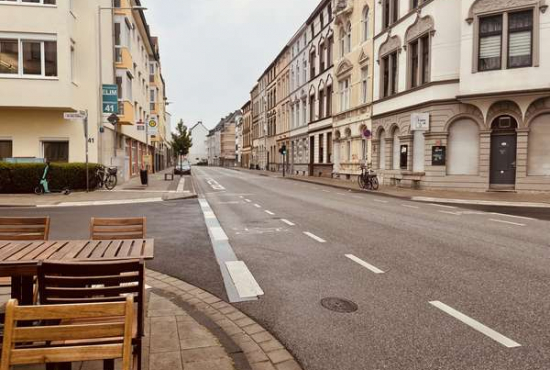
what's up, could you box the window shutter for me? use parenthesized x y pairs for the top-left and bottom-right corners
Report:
(509, 31), (531, 58)
(479, 35), (501, 59)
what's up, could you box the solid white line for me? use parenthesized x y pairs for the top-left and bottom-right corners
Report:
(254, 204), (261, 208)
(374, 199), (388, 203)
(303, 232), (326, 243)
(429, 301), (521, 348)
(489, 219), (526, 227)
(430, 203), (457, 209)
(345, 254), (384, 274)
(402, 204), (419, 209)
(438, 210), (460, 216)
(265, 210), (275, 215)
(244, 199), (252, 203)
(491, 213), (534, 221)
(281, 219), (295, 226)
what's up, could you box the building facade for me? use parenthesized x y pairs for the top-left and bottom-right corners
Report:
(188, 121), (208, 164)
(275, 47), (291, 173)
(0, 0), (170, 183)
(332, 0), (375, 180)
(371, 0), (550, 191)
(206, 111), (241, 167)
(241, 101), (252, 168)
(251, 84), (261, 169)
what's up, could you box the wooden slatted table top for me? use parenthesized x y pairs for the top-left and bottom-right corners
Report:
(0, 239), (154, 275)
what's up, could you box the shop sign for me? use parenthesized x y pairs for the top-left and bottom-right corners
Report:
(411, 113), (430, 131)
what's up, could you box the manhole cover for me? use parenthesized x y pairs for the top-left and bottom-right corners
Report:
(320, 297), (358, 313)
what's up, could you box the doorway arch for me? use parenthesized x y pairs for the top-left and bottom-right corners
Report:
(490, 115), (518, 188)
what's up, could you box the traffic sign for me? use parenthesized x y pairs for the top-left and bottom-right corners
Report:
(64, 111), (86, 120)
(102, 84), (119, 114)
(147, 116), (158, 135)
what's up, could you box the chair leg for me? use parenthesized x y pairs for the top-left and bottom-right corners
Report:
(104, 359), (115, 370)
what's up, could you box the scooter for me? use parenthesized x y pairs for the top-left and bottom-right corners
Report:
(34, 162), (71, 195)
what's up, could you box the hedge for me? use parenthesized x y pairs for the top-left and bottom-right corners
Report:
(0, 162), (102, 193)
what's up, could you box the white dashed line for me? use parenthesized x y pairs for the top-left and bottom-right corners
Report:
(254, 204), (261, 208)
(491, 213), (534, 221)
(281, 219), (295, 226)
(303, 232), (326, 243)
(489, 219), (526, 227)
(353, 195), (362, 199)
(430, 203), (457, 209)
(265, 210), (275, 215)
(374, 199), (388, 203)
(402, 204), (419, 209)
(322, 190), (330, 193)
(429, 301), (521, 348)
(438, 210), (460, 216)
(337, 193), (347, 196)
(345, 254), (384, 274)
(244, 199), (252, 203)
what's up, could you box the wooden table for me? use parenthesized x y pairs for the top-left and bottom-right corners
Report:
(0, 239), (154, 305)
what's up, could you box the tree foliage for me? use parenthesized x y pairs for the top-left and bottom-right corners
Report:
(171, 119), (193, 159)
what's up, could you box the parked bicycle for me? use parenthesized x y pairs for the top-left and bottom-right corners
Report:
(95, 166), (118, 190)
(358, 164), (379, 191)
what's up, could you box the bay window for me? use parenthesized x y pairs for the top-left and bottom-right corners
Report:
(0, 36), (57, 78)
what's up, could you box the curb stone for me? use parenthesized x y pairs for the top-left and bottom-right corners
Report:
(146, 269), (304, 370)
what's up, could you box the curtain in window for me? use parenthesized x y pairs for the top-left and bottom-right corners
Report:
(479, 15), (502, 71)
(44, 142), (69, 163)
(508, 10), (533, 68)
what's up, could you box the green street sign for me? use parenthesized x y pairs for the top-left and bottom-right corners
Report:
(102, 84), (118, 114)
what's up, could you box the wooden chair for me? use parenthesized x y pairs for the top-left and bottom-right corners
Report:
(38, 260), (146, 370)
(90, 217), (146, 240)
(0, 217), (50, 240)
(0, 297), (134, 370)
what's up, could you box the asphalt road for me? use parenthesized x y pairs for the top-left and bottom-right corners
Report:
(192, 166), (550, 370)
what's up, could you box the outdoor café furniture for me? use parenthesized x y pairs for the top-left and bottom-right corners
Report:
(0, 297), (134, 370)
(38, 260), (146, 370)
(0, 239), (154, 306)
(90, 217), (147, 240)
(0, 217), (50, 241)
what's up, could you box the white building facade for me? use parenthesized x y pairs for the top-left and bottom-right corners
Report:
(188, 122), (208, 164)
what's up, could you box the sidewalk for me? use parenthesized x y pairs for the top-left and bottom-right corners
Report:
(0, 168), (196, 208)
(230, 167), (550, 207)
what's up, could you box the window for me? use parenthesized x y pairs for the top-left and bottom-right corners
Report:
(114, 23), (122, 62)
(508, 10), (533, 68)
(116, 76), (123, 114)
(0, 37), (57, 77)
(321, 12), (324, 28)
(339, 79), (350, 111)
(310, 51), (316, 78)
(0, 141), (12, 161)
(43, 141), (69, 163)
(346, 22), (352, 53)
(320, 43), (326, 71)
(319, 89), (325, 119)
(327, 132), (332, 163)
(113, 0), (120, 7)
(319, 134), (324, 163)
(392, 129), (400, 169)
(326, 85), (332, 116)
(447, 119), (479, 175)
(479, 15), (503, 71)
(378, 130), (386, 169)
(1, 0), (56, 4)
(70, 42), (76, 83)
(303, 60), (307, 82)
(361, 67), (369, 104)
(382, 51), (398, 97)
(340, 29), (346, 58)
(327, 36), (333, 66)
(527, 114), (550, 175)
(363, 8), (369, 42)
(409, 34), (430, 88)
(150, 89), (155, 111)
(383, 0), (399, 29)
(309, 94), (315, 122)
(301, 99), (307, 125)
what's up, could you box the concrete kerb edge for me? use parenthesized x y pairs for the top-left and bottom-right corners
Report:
(146, 268), (304, 370)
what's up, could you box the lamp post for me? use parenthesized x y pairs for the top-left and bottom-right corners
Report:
(97, 5), (147, 167)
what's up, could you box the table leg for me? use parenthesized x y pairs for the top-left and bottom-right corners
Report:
(10, 275), (34, 305)
(10, 276), (22, 303)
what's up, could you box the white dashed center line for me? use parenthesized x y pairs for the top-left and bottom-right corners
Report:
(374, 199), (388, 203)
(265, 210), (275, 215)
(491, 213), (534, 221)
(430, 203), (457, 209)
(244, 199), (252, 203)
(429, 301), (521, 348)
(337, 193), (347, 196)
(489, 219), (526, 227)
(303, 232), (326, 243)
(345, 254), (384, 274)
(254, 204), (262, 208)
(281, 219), (295, 226)
(438, 210), (460, 216)
(322, 190), (330, 193)
(402, 204), (419, 209)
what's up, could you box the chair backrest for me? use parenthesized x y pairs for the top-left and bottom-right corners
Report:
(38, 260), (145, 337)
(0, 217), (50, 240)
(0, 297), (134, 370)
(90, 217), (146, 240)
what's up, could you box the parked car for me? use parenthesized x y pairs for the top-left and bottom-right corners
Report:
(174, 162), (191, 175)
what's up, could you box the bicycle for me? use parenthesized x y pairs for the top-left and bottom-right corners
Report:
(95, 166), (118, 190)
(358, 165), (379, 191)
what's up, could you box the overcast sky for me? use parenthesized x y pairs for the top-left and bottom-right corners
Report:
(144, 0), (320, 130)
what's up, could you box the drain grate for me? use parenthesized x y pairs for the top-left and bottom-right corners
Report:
(320, 297), (358, 313)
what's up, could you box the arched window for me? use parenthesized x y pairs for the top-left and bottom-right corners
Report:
(392, 127), (400, 170)
(447, 119), (480, 175)
(363, 7), (369, 42)
(528, 114), (550, 175)
(340, 28), (346, 58)
(346, 22), (352, 53)
(378, 130), (386, 170)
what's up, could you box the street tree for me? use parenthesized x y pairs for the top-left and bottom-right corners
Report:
(171, 119), (193, 166)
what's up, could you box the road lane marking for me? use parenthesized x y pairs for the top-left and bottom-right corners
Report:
(402, 204), (419, 209)
(429, 203), (457, 209)
(374, 199), (388, 203)
(322, 190), (330, 193)
(304, 232), (326, 243)
(429, 301), (521, 348)
(491, 213), (534, 221)
(254, 204), (262, 208)
(281, 219), (295, 226)
(244, 199), (252, 203)
(337, 193), (347, 196)
(345, 254), (384, 274)
(239, 196), (244, 199)
(176, 177), (185, 193)
(353, 195), (362, 199)
(226, 261), (264, 299)
(438, 210), (461, 216)
(265, 210), (275, 215)
(489, 219), (526, 227)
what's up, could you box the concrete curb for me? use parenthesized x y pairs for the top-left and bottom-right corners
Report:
(146, 269), (304, 370)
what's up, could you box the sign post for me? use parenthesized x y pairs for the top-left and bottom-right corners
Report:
(64, 110), (90, 192)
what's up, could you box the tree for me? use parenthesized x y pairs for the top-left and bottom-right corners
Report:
(171, 119), (193, 165)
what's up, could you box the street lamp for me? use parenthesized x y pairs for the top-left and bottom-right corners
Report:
(97, 5), (147, 166)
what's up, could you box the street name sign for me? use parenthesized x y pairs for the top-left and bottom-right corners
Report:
(411, 113), (430, 131)
(102, 84), (119, 114)
(64, 111), (87, 120)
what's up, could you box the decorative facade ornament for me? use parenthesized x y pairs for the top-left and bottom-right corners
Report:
(405, 15), (435, 42)
(379, 35), (401, 57)
(467, 0), (546, 23)
(335, 59), (353, 77)
(358, 49), (370, 65)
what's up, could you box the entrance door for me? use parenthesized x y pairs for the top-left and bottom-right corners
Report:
(309, 136), (315, 176)
(490, 116), (517, 186)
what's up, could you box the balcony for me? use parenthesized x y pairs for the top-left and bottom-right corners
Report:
(117, 101), (134, 125)
(115, 47), (133, 71)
